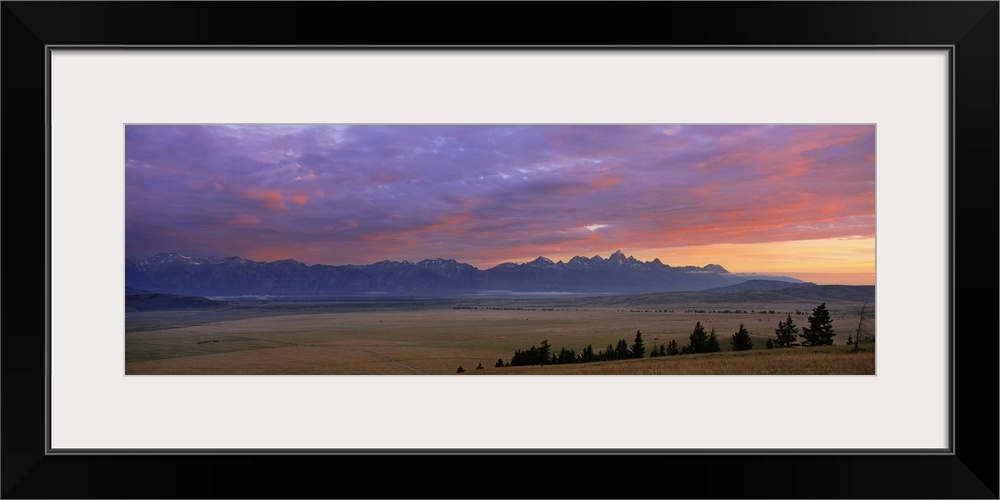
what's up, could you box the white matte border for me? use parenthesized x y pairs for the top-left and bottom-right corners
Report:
(50, 50), (948, 450)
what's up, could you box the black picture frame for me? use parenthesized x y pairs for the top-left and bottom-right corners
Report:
(4, 2), (997, 498)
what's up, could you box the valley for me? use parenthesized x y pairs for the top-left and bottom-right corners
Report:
(125, 291), (875, 375)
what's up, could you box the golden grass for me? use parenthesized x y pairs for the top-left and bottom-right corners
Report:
(125, 306), (874, 375)
(475, 344), (875, 375)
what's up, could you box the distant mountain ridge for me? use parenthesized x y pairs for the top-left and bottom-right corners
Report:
(703, 279), (817, 294)
(124, 288), (229, 311)
(125, 251), (804, 297)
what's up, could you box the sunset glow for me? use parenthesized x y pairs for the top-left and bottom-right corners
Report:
(125, 125), (876, 285)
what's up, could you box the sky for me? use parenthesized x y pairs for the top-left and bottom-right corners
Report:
(125, 125), (876, 285)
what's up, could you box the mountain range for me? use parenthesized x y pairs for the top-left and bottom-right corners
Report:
(124, 251), (804, 297)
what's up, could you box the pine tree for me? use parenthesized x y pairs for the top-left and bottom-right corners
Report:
(557, 347), (577, 364)
(604, 343), (616, 361)
(682, 322), (708, 354)
(495, 358), (505, 368)
(666, 340), (679, 356)
(456, 365), (465, 373)
(615, 339), (630, 359)
(730, 324), (753, 351)
(801, 303), (836, 346)
(766, 338), (774, 349)
(630, 330), (646, 359)
(773, 314), (800, 348)
(659, 344), (667, 356)
(706, 329), (721, 353)
(539, 339), (552, 364)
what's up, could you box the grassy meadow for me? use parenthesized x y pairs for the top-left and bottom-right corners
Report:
(125, 299), (874, 375)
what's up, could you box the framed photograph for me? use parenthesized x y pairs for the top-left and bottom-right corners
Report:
(5, 2), (997, 498)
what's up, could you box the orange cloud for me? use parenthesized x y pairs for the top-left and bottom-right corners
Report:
(242, 189), (310, 210)
(415, 215), (471, 234)
(245, 189), (287, 210)
(587, 176), (622, 190)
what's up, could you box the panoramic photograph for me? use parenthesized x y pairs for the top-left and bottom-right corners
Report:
(125, 124), (876, 375)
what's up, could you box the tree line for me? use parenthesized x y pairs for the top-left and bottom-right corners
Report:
(505, 330), (649, 367)
(682, 302), (838, 352)
(460, 302), (839, 372)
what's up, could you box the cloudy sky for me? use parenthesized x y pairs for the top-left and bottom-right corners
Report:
(125, 125), (875, 284)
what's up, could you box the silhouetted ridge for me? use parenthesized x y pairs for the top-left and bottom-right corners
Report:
(125, 252), (801, 296)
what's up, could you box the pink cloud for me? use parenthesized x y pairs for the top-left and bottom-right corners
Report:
(126, 124), (875, 278)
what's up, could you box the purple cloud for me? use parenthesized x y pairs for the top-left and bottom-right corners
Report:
(125, 124), (876, 269)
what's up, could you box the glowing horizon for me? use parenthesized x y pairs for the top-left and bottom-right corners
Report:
(126, 125), (876, 286)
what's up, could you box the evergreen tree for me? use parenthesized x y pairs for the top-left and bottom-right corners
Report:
(706, 329), (721, 353)
(730, 324), (753, 351)
(604, 343), (616, 361)
(630, 330), (646, 359)
(557, 347), (577, 364)
(650, 343), (659, 357)
(615, 339), (630, 359)
(476, 362), (484, 370)
(766, 338), (774, 349)
(581, 344), (595, 363)
(666, 340), (679, 356)
(682, 322), (708, 354)
(495, 358), (505, 368)
(539, 339), (552, 364)
(773, 314), (800, 348)
(801, 303), (836, 346)
(514, 348), (528, 366)
(659, 344), (667, 356)
(456, 365), (465, 373)
(509, 341), (556, 366)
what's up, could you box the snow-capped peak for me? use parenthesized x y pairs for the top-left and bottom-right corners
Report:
(528, 256), (554, 266)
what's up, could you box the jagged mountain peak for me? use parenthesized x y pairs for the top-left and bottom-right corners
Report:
(609, 249), (629, 264)
(126, 252), (801, 296)
(527, 256), (555, 267)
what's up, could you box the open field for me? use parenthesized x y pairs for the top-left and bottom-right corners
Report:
(125, 298), (874, 375)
